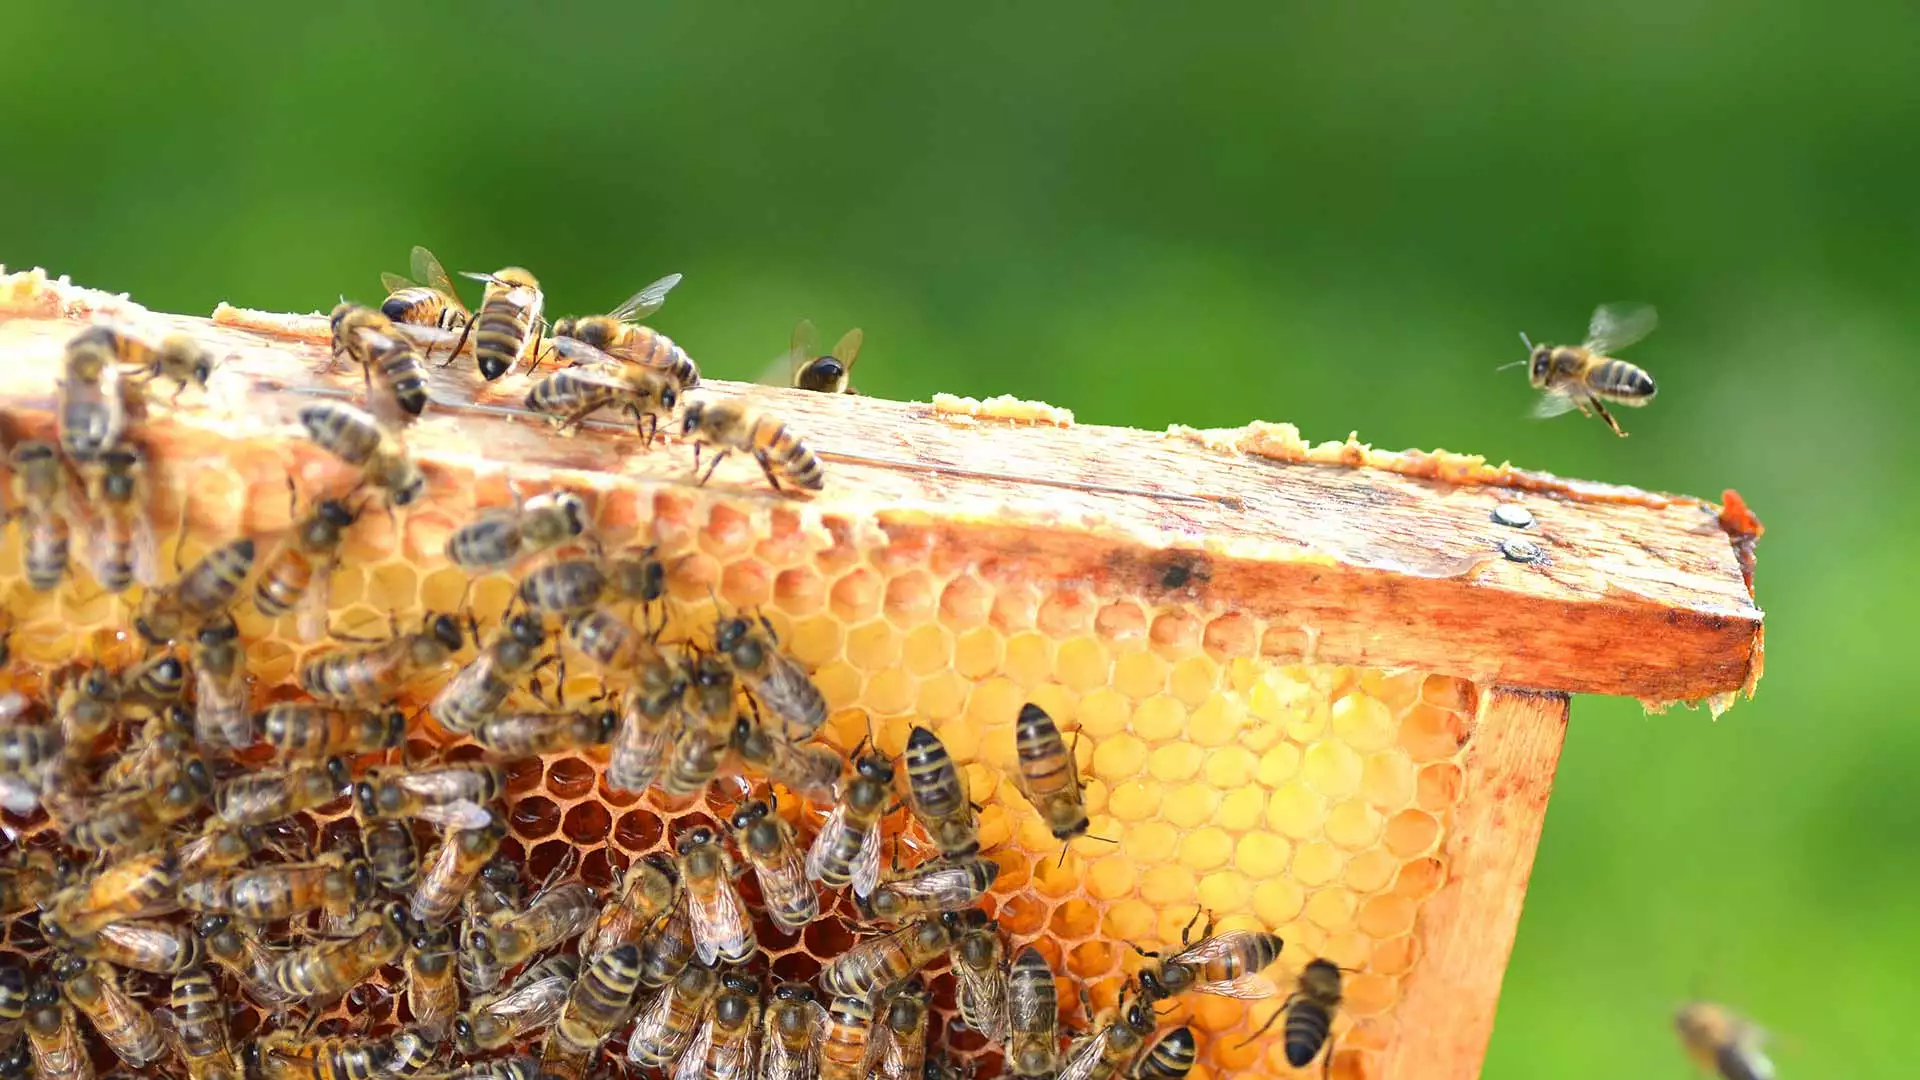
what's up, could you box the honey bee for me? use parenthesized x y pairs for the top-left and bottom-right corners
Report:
(94, 702), (190, 790)
(452, 267), (544, 381)
(862, 856), (999, 924)
(727, 799), (815, 934)
(659, 655), (736, 800)
(406, 924), (460, 1043)
(168, 967), (243, 1080)
(411, 811), (508, 928)
(213, 757), (348, 827)
(381, 245), (472, 334)
(431, 612), (549, 734)
(119, 650), (188, 711)
(357, 762), (505, 828)
(873, 978), (931, 1080)
(447, 490), (590, 573)
(516, 558), (609, 617)
(1131, 1027), (1197, 1080)
(63, 760), (210, 853)
(471, 881), (598, 969)
(328, 303), (434, 417)
(806, 750), (894, 898)
(53, 662), (120, 752)
(541, 942), (645, 1080)
(300, 612), (464, 705)
(606, 653), (686, 795)
(751, 982), (823, 1080)
(255, 485), (360, 639)
(730, 715), (844, 804)
(671, 826), (754, 966)
(585, 852), (678, 961)
(634, 901), (698, 993)
(253, 1027), (436, 1080)
(625, 958), (721, 1071)
(362, 816), (421, 894)
(178, 821), (258, 876)
(0, 850), (60, 914)
(1012, 702), (1092, 853)
(452, 953), (579, 1054)
(0, 718), (62, 790)
(181, 850), (372, 923)
(58, 328), (128, 463)
(1007, 947), (1058, 1079)
(72, 917), (205, 975)
(1131, 911), (1285, 1006)
(51, 956), (165, 1068)
(458, 855), (522, 994)
(782, 319), (863, 395)
(682, 398), (825, 492)
(77, 324), (218, 402)
(298, 401), (427, 507)
(134, 536), (256, 645)
(190, 615), (252, 751)
(268, 900), (413, 998)
(471, 707), (619, 759)
(818, 993), (876, 1080)
(1517, 303), (1660, 437)
(950, 915), (1008, 1043)
(446, 1059), (543, 1080)
(563, 607), (653, 672)
(1675, 1001), (1775, 1080)
(525, 358), (681, 443)
(259, 703), (405, 762)
(1058, 999), (1157, 1080)
(820, 914), (962, 1004)
(712, 614), (827, 741)
(549, 273), (694, 386)
(902, 724), (978, 859)
(7, 440), (73, 592)
(82, 443), (156, 593)
(195, 913), (295, 1007)
(23, 976), (91, 1080)
(682, 970), (760, 1080)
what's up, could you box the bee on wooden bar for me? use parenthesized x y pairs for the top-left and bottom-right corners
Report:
(255, 482), (360, 638)
(1132, 1027), (1198, 1080)
(727, 798), (816, 934)
(7, 440), (72, 593)
(1516, 302), (1659, 437)
(684, 970), (759, 1080)
(57, 327), (128, 463)
(818, 992), (876, 1080)
(1675, 1001), (1776, 1080)
(951, 914), (1008, 1042)
(357, 762), (505, 828)
(191, 615), (253, 751)
(381, 245), (472, 334)
(681, 398), (826, 492)
(446, 489), (590, 572)
(298, 401), (427, 507)
(259, 703), (405, 762)
(168, 966), (243, 1080)
(51, 956), (165, 1068)
(1131, 910), (1285, 1007)
(268, 899), (412, 998)
(807, 749), (894, 898)
(584, 852), (678, 961)
(452, 953), (580, 1054)
(713, 613), (827, 741)
(412, 811), (508, 928)
(328, 303), (435, 417)
(1007, 946), (1059, 1079)
(450, 267), (544, 381)
(299, 612), (464, 705)
(540, 942), (645, 1080)
(780, 318), (863, 395)
(22, 976), (90, 1080)
(624, 958), (720, 1070)
(82, 442), (156, 593)
(75, 323), (218, 402)
(524, 354), (681, 443)
(820, 913), (963, 1003)
(731, 715), (844, 804)
(862, 856), (999, 924)
(1058, 998), (1157, 1080)
(471, 881), (597, 969)
(134, 536), (256, 645)
(213, 758), (347, 827)
(902, 724), (979, 859)
(548, 272), (694, 387)
(432, 612), (549, 734)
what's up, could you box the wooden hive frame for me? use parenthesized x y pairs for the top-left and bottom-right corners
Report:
(0, 267), (1763, 1080)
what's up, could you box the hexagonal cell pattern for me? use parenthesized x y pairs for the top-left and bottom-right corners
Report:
(0, 476), (1485, 1080)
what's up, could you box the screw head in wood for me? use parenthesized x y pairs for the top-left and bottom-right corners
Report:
(1500, 538), (1542, 563)
(1491, 504), (1534, 529)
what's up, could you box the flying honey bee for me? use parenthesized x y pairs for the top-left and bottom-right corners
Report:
(681, 398), (826, 492)
(471, 706), (619, 758)
(259, 703), (405, 762)
(169, 966), (243, 1080)
(411, 812), (508, 928)
(327, 302), (436, 417)
(134, 536), (256, 645)
(902, 724), (979, 859)
(51, 956), (165, 1068)
(1007, 946), (1059, 1080)
(452, 953), (579, 1054)
(1012, 702), (1094, 857)
(951, 914), (1008, 1043)
(81, 442), (156, 593)
(75, 323), (218, 402)
(267, 900), (412, 998)
(548, 272), (693, 383)
(298, 401), (427, 507)
(190, 615), (252, 751)
(525, 355), (681, 443)
(57, 327), (128, 463)
(451, 267), (544, 381)
(727, 798), (816, 935)
(446, 489), (590, 572)
(682, 970), (760, 1080)
(255, 483), (360, 638)
(730, 714), (844, 804)
(820, 913), (963, 1003)
(431, 612), (549, 734)
(213, 758), (347, 827)
(1131, 911), (1285, 1007)
(1515, 302), (1660, 437)
(540, 942), (645, 1080)
(406, 924), (460, 1044)
(624, 959), (720, 1071)
(1058, 998), (1158, 1080)
(22, 976), (89, 1080)
(873, 978), (931, 1080)
(713, 614), (827, 741)
(7, 440), (73, 593)
(818, 992), (877, 1080)
(774, 318), (863, 395)
(584, 852), (678, 961)
(299, 612), (464, 705)
(471, 881), (598, 969)
(357, 762), (505, 828)
(381, 245), (472, 334)
(1675, 1001), (1776, 1080)
(673, 826), (755, 966)
(806, 749), (894, 898)
(862, 856), (999, 924)
(180, 850), (372, 924)
(1132, 1027), (1198, 1080)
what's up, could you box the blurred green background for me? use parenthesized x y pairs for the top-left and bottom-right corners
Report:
(2, 2), (1909, 1075)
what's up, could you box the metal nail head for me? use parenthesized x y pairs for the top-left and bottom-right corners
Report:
(1491, 504), (1534, 529)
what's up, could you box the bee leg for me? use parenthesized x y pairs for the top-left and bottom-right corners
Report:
(439, 318), (476, 370)
(753, 450), (784, 492)
(1079, 984), (1097, 1028)
(1590, 397), (1627, 437)
(1232, 992), (1299, 1051)
(697, 449), (730, 487)
(1179, 905), (1207, 946)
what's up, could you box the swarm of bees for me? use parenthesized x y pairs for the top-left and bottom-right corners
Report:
(0, 246), (1351, 1080)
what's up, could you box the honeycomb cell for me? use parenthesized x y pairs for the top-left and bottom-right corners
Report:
(1138, 863), (1196, 906)
(527, 838), (571, 881)
(579, 847), (618, 889)
(1267, 782), (1326, 839)
(1325, 799), (1384, 850)
(916, 669), (968, 721)
(1358, 894), (1417, 939)
(999, 892), (1048, 935)
(1400, 703), (1470, 762)
(613, 809), (663, 852)
(953, 625), (1002, 679)
(1087, 856), (1136, 900)
(1131, 695), (1185, 741)
(1168, 653), (1219, 707)
(1036, 590), (1094, 638)
(1344, 848), (1399, 893)
(988, 581), (1038, 632)
(544, 757), (595, 800)
(844, 619), (900, 672)
(1068, 938), (1117, 980)
(1332, 692), (1397, 752)
(1421, 672), (1478, 712)
(1291, 842), (1345, 887)
(508, 795), (559, 840)
(1094, 600), (1146, 642)
(1257, 743), (1302, 786)
(1218, 786), (1266, 832)
(1197, 870), (1249, 912)
(1303, 740), (1363, 798)
(1372, 934), (1418, 976)
(828, 566), (880, 623)
(562, 801), (611, 845)
(718, 558), (771, 608)
(1107, 779), (1161, 823)
(596, 770), (641, 809)
(1033, 855), (1080, 900)
(1235, 832), (1291, 879)
(1049, 898), (1099, 940)
(1162, 783), (1221, 830)
(1253, 878), (1307, 927)
(1305, 887), (1357, 931)
(1393, 856), (1447, 900)
(1203, 746), (1258, 789)
(1111, 648), (1166, 701)
(1004, 632), (1053, 688)
(939, 575), (990, 626)
(862, 668), (913, 715)
(1148, 742), (1203, 783)
(1148, 611), (1198, 653)
(1091, 733), (1148, 784)
(773, 567), (824, 615)
(1385, 809), (1442, 858)
(1418, 761), (1466, 810)
(900, 622), (950, 675)
(1347, 972), (1401, 1017)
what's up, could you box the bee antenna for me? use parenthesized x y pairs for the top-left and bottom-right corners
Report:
(1518, 331), (1534, 351)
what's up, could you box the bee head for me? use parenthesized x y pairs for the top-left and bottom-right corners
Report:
(728, 799), (768, 831)
(192, 913), (231, 939)
(317, 498), (360, 530)
(676, 825), (715, 854)
(550, 316), (578, 341)
(800, 356), (847, 390)
(427, 614), (464, 652)
(556, 492), (589, 537)
(1528, 344), (1554, 388)
(680, 400), (706, 434)
(328, 301), (355, 333)
(197, 616), (240, 648)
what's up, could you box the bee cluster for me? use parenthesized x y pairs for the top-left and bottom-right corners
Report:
(0, 252), (1332, 1080)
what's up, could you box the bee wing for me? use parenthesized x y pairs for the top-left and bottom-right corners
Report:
(0, 692), (27, 723)
(757, 1012), (822, 1080)
(881, 863), (974, 904)
(1529, 390), (1582, 420)
(1191, 972), (1281, 999)
(550, 337), (623, 368)
(411, 246), (462, 304)
(831, 327), (863, 374)
(1584, 302), (1658, 355)
(131, 511), (160, 587)
(416, 799), (494, 830)
(688, 880), (751, 966)
(804, 804), (849, 883)
(0, 774), (41, 815)
(850, 821), (884, 900)
(606, 274), (684, 324)
(672, 1015), (715, 1080)
(1055, 1033), (1109, 1080)
(711, 1023), (759, 1080)
(294, 559), (334, 643)
(380, 272), (420, 295)
(791, 319), (819, 373)
(393, 323), (463, 352)
(759, 841), (817, 933)
(956, 964), (1009, 1042)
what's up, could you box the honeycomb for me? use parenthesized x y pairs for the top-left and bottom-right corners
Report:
(0, 283), (1528, 1080)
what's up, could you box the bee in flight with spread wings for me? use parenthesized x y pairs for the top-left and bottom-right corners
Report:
(1513, 302), (1659, 437)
